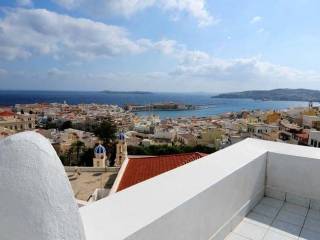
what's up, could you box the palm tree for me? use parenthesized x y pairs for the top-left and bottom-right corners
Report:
(71, 141), (85, 165)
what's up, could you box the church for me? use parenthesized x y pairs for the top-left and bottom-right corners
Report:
(92, 132), (128, 168)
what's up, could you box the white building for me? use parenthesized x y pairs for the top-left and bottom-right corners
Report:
(154, 127), (176, 141)
(247, 123), (279, 138)
(308, 130), (320, 148)
(2, 132), (320, 240)
(134, 123), (152, 133)
(303, 115), (320, 128)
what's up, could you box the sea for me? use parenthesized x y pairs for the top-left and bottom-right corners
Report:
(0, 90), (311, 119)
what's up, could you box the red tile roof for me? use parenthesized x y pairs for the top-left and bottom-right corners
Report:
(0, 111), (15, 117)
(117, 152), (207, 192)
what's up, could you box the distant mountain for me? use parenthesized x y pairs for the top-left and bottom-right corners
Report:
(212, 89), (320, 102)
(102, 90), (153, 95)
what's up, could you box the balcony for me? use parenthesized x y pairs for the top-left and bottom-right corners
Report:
(1, 132), (320, 240)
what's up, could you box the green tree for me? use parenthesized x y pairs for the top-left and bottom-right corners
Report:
(93, 119), (117, 144)
(59, 120), (73, 130)
(127, 144), (216, 156)
(71, 141), (85, 165)
(80, 147), (94, 166)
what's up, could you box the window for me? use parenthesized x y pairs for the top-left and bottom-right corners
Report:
(311, 139), (314, 145)
(314, 140), (318, 147)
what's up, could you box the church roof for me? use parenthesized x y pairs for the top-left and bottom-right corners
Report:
(116, 152), (207, 192)
(94, 144), (106, 154)
(118, 132), (126, 140)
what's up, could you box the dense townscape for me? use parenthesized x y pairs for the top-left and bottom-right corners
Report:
(2, 101), (320, 202)
(2, 102), (320, 159)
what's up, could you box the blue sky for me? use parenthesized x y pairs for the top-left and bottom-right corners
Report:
(0, 0), (320, 92)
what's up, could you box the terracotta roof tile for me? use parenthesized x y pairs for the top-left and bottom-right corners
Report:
(0, 111), (15, 117)
(117, 152), (207, 192)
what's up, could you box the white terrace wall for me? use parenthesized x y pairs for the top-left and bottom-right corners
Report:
(80, 140), (268, 240)
(266, 152), (320, 208)
(80, 139), (320, 240)
(3, 132), (320, 240)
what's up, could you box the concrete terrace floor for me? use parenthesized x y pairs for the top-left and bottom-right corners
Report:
(67, 171), (117, 201)
(226, 197), (320, 240)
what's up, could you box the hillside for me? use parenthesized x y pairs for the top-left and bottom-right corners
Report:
(212, 89), (320, 102)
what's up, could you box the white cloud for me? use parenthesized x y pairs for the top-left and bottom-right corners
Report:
(170, 56), (320, 91)
(3, 53), (320, 92)
(0, 8), (147, 60)
(16, 0), (33, 7)
(160, 0), (215, 27)
(1, 8), (319, 91)
(250, 16), (262, 24)
(47, 67), (67, 76)
(0, 8), (208, 61)
(52, 0), (216, 27)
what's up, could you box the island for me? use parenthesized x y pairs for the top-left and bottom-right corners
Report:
(102, 90), (153, 94)
(124, 102), (196, 111)
(212, 88), (320, 102)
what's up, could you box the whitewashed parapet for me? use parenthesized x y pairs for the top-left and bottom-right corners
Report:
(80, 139), (320, 240)
(0, 132), (86, 240)
(2, 132), (320, 240)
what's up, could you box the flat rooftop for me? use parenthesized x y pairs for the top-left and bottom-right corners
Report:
(227, 197), (319, 240)
(67, 171), (116, 201)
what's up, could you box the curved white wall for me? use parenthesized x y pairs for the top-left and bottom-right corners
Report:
(0, 132), (85, 240)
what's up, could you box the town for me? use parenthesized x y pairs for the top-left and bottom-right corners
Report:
(1, 101), (320, 203)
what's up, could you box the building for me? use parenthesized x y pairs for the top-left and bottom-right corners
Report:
(92, 144), (108, 168)
(278, 120), (302, 143)
(247, 123), (279, 139)
(308, 130), (320, 148)
(2, 132), (320, 240)
(0, 127), (15, 139)
(302, 115), (320, 129)
(0, 111), (36, 131)
(154, 126), (176, 141)
(115, 132), (128, 167)
(110, 152), (207, 194)
(264, 111), (281, 124)
(177, 133), (198, 146)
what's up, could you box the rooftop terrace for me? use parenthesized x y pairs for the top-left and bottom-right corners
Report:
(1, 132), (320, 240)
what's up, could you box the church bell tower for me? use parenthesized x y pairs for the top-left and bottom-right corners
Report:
(115, 132), (127, 167)
(93, 144), (107, 168)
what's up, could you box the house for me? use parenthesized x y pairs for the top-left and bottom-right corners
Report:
(109, 152), (207, 194)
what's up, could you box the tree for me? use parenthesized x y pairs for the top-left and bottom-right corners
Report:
(59, 120), (73, 130)
(93, 119), (117, 144)
(127, 144), (216, 156)
(71, 141), (85, 165)
(80, 148), (94, 166)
